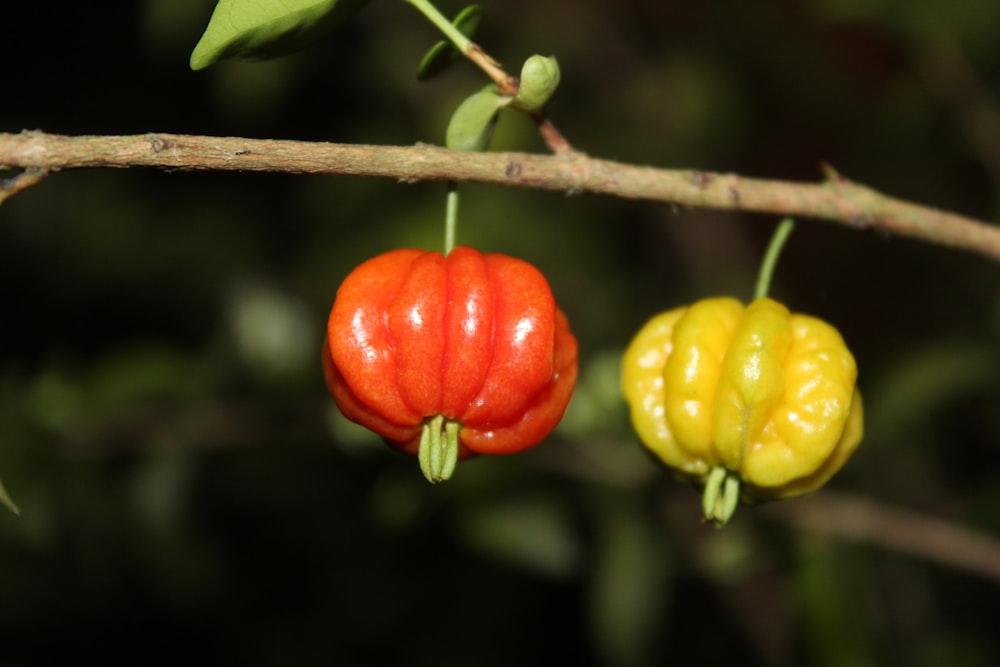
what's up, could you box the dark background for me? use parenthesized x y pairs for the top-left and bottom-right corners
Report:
(2, 1), (1000, 665)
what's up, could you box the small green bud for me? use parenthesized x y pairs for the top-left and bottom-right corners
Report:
(512, 55), (561, 113)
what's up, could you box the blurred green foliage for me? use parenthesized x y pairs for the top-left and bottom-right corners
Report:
(2, 0), (1000, 665)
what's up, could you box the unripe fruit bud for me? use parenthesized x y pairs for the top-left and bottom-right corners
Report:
(513, 55), (561, 113)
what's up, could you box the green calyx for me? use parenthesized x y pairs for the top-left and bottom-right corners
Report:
(702, 466), (741, 527)
(418, 414), (461, 483)
(511, 55), (561, 113)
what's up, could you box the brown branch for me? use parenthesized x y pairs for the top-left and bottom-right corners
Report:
(2, 130), (999, 261)
(758, 490), (1000, 583)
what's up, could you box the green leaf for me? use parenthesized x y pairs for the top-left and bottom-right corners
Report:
(416, 41), (456, 81)
(416, 4), (482, 81)
(190, 0), (371, 70)
(445, 84), (506, 152)
(451, 4), (482, 36)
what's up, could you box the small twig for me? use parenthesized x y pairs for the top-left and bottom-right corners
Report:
(758, 490), (1000, 583)
(0, 167), (48, 207)
(402, 0), (574, 155)
(2, 130), (999, 262)
(534, 117), (578, 158)
(465, 43), (518, 95)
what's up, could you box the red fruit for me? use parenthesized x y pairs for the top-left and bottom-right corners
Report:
(323, 246), (577, 478)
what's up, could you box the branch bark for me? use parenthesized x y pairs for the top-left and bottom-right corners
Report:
(3, 130), (1000, 262)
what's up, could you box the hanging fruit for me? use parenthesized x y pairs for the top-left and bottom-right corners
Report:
(324, 246), (578, 483)
(621, 220), (863, 525)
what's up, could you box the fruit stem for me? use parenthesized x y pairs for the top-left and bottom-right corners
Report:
(444, 181), (459, 255)
(754, 217), (795, 300)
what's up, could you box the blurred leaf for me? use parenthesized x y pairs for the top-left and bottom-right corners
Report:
(0, 476), (19, 515)
(129, 445), (194, 528)
(228, 283), (316, 384)
(794, 537), (876, 667)
(865, 339), (997, 444)
(587, 503), (670, 667)
(190, 0), (371, 70)
(325, 404), (383, 456)
(695, 522), (761, 582)
(455, 495), (580, 578)
(557, 349), (659, 485)
(87, 345), (207, 411)
(558, 348), (630, 438)
(24, 345), (208, 444)
(416, 4), (482, 81)
(25, 370), (86, 434)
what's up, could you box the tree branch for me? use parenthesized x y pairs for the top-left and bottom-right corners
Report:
(757, 490), (1000, 583)
(2, 130), (999, 262)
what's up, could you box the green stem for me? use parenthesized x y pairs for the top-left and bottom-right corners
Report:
(444, 181), (459, 255)
(753, 217), (796, 300)
(403, 0), (473, 53)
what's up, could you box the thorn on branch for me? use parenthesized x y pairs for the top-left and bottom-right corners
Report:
(820, 161), (849, 184)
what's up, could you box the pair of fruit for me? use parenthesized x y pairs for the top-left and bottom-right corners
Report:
(324, 243), (862, 525)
